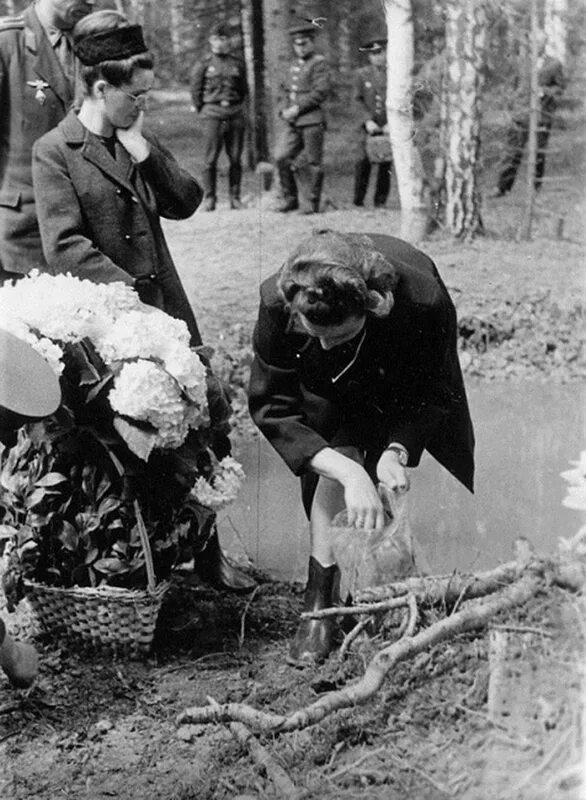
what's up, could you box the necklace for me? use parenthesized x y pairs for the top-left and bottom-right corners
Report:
(330, 328), (367, 384)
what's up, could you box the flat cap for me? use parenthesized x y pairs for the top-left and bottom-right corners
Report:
(209, 21), (231, 38)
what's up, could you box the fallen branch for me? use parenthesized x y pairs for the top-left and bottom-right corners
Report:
(177, 565), (546, 734)
(206, 696), (301, 799)
(302, 595), (409, 619)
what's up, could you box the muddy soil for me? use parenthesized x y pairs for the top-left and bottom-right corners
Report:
(1, 81), (585, 799)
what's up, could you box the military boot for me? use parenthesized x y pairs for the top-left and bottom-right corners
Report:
(353, 158), (371, 206)
(276, 163), (299, 212)
(201, 166), (217, 211)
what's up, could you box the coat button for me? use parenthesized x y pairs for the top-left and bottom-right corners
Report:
(130, 196), (138, 203)
(116, 189), (122, 195)
(124, 234), (131, 240)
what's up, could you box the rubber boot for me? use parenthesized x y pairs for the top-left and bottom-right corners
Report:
(193, 528), (256, 594)
(0, 619), (39, 689)
(287, 557), (340, 667)
(353, 158), (371, 206)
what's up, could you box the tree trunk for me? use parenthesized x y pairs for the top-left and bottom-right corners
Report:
(544, 0), (568, 65)
(168, 0), (183, 64)
(262, 0), (292, 157)
(443, 0), (487, 239)
(518, 0), (540, 242)
(241, 0), (269, 167)
(383, 0), (428, 243)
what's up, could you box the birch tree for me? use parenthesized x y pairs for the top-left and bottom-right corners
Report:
(544, 0), (568, 65)
(262, 0), (292, 155)
(442, 0), (488, 239)
(383, 0), (427, 243)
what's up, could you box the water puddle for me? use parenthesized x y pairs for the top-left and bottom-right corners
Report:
(219, 382), (585, 582)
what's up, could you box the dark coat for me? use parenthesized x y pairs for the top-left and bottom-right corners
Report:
(32, 110), (204, 345)
(0, 5), (76, 275)
(190, 53), (247, 119)
(248, 234), (475, 495)
(281, 53), (330, 127)
(354, 64), (387, 128)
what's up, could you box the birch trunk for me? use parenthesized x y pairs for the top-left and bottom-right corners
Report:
(168, 0), (183, 62)
(443, 0), (487, 239)
(383, 0), (427, 243)
(262, 0), (292, 157)
(544, 0), (568, 65)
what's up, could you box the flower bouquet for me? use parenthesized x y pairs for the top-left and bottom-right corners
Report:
(0, 272), (245, 655)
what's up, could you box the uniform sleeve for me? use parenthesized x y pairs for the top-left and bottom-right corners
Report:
(138, 136), (203, 219)
(248, 297), (331, 475)
(32, 137), (134, 285)
(296, 58), (330, 115)
(190, 60), (206, 111)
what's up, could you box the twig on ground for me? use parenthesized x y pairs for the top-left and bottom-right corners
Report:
(404, 593), (418, 637)
(386, 749), (455, 796)
(206, 695), (301, 799)
(328, 745), (387, 780)
(338, 618), (371, 660)
(238, 585), (260, 649)
(301, 595), (409, 619)
(177, 567), (546, 734)
(490, 623), (552, 637)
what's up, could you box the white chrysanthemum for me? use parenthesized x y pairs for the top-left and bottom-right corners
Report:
(190, 456), (245, 510)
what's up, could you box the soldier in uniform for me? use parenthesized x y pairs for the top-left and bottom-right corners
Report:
(0, 0), (95, 284)
(190, 22), (248, 211)
(353, 34), (392, 208)
(275, 22), (330, 214)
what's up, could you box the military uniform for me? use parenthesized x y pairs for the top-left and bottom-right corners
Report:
(190, 47), (247, 208)
(496, 55), (566, 195)
(275, 25), (330, 213)
(353, 53), (392, 207)
(0, 6), (78, 282)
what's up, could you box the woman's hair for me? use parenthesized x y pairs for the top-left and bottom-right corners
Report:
(277, 229), (398, 325)
(73, 11), (154, 92)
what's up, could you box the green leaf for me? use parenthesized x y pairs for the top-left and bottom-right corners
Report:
(35, 472), (68, 487)
(59, 521), (79, 552)
(97, 495), (121, 518)
(25, 488), (47, 509)
(113, 417), (157, 461)
(0, 524), (17, 540)
(84, 547), (99, 565)
(93, 557), (130, 575)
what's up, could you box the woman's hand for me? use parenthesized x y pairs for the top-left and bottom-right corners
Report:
(342, 468), (386, 531)
(309, 447), (385, 531)
(116, 112), (150, 163)
(376, 449), (410, 493)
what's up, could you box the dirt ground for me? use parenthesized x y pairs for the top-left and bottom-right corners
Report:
(1, 75), (585, 799)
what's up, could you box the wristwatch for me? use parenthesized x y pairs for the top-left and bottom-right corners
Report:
(385, 444), (409, 466)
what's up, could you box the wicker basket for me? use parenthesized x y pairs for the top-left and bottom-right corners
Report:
(24, 501), (168, 658)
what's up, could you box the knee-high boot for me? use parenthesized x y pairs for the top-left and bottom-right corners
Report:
(192, 526), (256, 594)
(287, 557), (340, 667)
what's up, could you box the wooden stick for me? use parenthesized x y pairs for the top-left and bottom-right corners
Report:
(302, 595), (409, 619)
(177, 569), (545, 734)
(206, 696), (301, 799)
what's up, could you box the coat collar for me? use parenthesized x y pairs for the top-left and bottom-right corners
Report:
(60, 111), (138, 195)
(24, 6), (73, 108)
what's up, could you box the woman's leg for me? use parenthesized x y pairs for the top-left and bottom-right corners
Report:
(288, 446), (362, 667)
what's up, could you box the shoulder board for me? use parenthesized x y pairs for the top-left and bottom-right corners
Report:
(0, 14), (24, 31)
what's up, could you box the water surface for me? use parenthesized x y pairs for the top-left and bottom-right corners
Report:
(219, 382), (585, 582)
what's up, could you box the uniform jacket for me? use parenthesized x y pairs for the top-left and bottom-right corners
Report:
(32, 110), (204, 345)
(249, 234), (475, 492)
(354, 64), (387, 128)
(190, 53), (247, 120)
(281, 53), (330, 127)
(0, 5), (76, 275)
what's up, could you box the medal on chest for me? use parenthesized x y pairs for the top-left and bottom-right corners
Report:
(27, 79), (50, 105)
